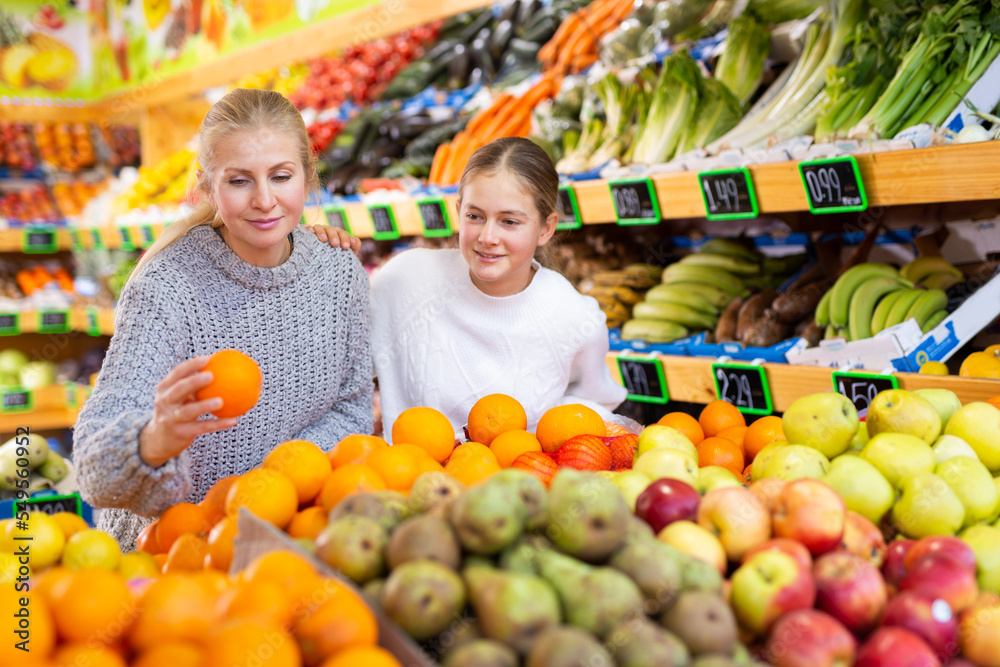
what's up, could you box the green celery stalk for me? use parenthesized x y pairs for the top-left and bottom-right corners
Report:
(716, 15), (772, 106)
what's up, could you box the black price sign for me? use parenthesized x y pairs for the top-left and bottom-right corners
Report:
(712, 362), (772, 416)
(85, 307), (100, 336)
(22, 228), (57, 254)
(119, 227), (135, 250)
(322, 205), (351, 233)
(799, 156), (867, 213)
(556, 185), (582, 230)
(832, 371), (898, 415)
(368, 205), (400, 241)
(417, 198), (453, 238)
(0, 313), (19, 336)
(140, 225), (156, 247)
(699, 168), (758, 220)
(1, 387), (33, 413)
(90, 229), (105, 249)
(14, 493), (84, 518)
(609, 178), (660, 225)
(617, 356), (669, 404)
(38, 310), (70, 334)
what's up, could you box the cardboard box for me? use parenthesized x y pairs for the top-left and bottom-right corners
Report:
(784, 322), (921, 372)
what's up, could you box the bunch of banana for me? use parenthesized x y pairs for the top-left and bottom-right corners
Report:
(585, 264), (662, 329)
(900, 256), (966, 290)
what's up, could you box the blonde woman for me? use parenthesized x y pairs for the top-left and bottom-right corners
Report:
(74, 89), (373, 550)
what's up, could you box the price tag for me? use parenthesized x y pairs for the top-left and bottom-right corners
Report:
(0, 313), (20, 336)
(556, 185), (582, 230)
(1, 386), (33, 413)
(118, 227), (135, 251)
(22, 228), (57, 254)
(616, 356), (669, 404)
(799, 156), (867, 213)
(321, 205), (351, 233)
(38, 310), (70, 334)
(140, 225), (156, 248)
(85, 307), (101, 336)
(417, 198), (453, 238)
(90, 229), (105, 249)
(698, 168), (758, 220)
(609, 178), (660, 225)
(368, 205), (400, 241)
(712, 362), (772, 416)
(14, 493), (84, 518)
(832, 371), (898, 416)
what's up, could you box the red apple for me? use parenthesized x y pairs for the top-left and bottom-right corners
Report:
(635, 478), (700, 533)
(841, 510), (888, 567)
(729, 550), (816, 636)
(697, 486), (772, 562)
(945, 660), (978, 667)
(904, 536), (977, 576)
(958, 594), (1000, 667)
(856, 627), (941, 667)
(744, 538), (813, 572)
(882, 591), (959, 660)
(884, 539), (917, 591)
(772, 479), (846, 556)
(814, 551), (888, 635)
(763, 609), (857, 667)
(900, 553), (980, 614)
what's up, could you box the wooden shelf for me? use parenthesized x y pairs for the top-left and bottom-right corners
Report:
(607, 353), (1000, 412)
(0, 384), (88, 434)
(0, 308), (114, 336)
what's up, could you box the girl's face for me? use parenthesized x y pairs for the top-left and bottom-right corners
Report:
(208, 128), (307, 267)
(458, 171), (557, 297)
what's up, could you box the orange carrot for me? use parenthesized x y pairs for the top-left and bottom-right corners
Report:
(570, 53), (598, 72)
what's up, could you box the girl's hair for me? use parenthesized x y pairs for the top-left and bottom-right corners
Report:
(132, 88), (317, 277)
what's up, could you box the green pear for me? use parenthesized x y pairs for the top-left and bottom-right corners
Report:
(697, 466), (745, 495)
(781, 392), (858, 459)
(945, 402), (1000, 473)
(822, 454), (894, 525)
(914, 388), (963, 429)
(849, 422), (869, 452)
(760, 444), (830, 481)
(936, 457), (1000, 527)
(933, 435), (980, 465)
(960, 524), (1000, 595)
(861, 433), (936, 489)
(867, 389), (942, 443)
(636, 425), (699, 461)
(750, 440), (789, 483)
(633, 448), (699, 487)
(892, 472), (965, 538)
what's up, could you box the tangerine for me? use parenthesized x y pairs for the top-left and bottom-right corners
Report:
(157, 503), (213, 552)
(53, 644), (127, 667)
(286, 506), (327, 540)
(294, 582), (377, 665)
(391, 407), (455, 462)
(129, 575), (215, 650)
(132, 642), (204, 667)
(204, 620), (301, 667)
(163, 534), (210, 574)
(657, 412), (705, 447)
(490, 429), (542, 468)
(0, 589), (55, 663)
(743, 415), (785, 463)
(535, 404), (607, 453)
(467, 393), (527, 447)
(194, 349), (262, 418)
(50, 512), (88, 540)
(717, 425), (748, 452)
(136, 520), (161, 555)
(319, 646), (402, 667)
(318, 464), (387, 512)
(225, 469), (299, 529)
(443, 442), (501, 486)
(328, 434), (388, 468)
(241, 551), (322, 612)
(366, 445), (424, 489)
(263, 440), (333, 506)
(206, 516), (238, 572)
(199, 475), (239, 525)
(697, 437), (745, 477)
(48, 568), (135, 644)
(215, 578), (296, 629)
(698, 400), (746, 437)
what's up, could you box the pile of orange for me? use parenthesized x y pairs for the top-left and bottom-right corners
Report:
(2, 550), (399, 667)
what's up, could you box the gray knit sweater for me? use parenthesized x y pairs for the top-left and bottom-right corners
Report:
(73, 224), (373, 550)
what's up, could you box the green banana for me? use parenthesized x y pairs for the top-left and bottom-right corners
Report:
(763, 253), (809, 276)
(678, 253), (760, 275)
(824, 324), (843, 340)
(918, 271), (964, 291)
(847, 276), (909, 342)
(661, 265), (747, 296)
(900, 256), (963, 284)
(699, 238), (760, 263)
(633, 301), (718, 331)
(921, 309), (948, 333)
(827, 263), (901, 328)
(904, 289), (948, 329)
(883, 289), (924, 330)
(621, 319), (689, 343)
(660, 282), (734, 308)
(644, 285), (720, 315)
(870, 288), (910, 335)
(814, 289), (832, 327)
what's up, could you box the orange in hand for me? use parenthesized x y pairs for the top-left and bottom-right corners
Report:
(195, 349), (262, 418)
(698, 400), (746, 438)
(535, 404), (607, 453)
(467, 393), (527, 446)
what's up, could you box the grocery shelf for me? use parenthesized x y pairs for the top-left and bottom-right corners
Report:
(0, 384), (88, 434)
(607, 353), (1000, 412)
(0, 308), (114, 336)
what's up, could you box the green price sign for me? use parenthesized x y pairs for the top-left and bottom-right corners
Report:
(321, 205), (350, 234)
(417, 198), (453, 238)
(698, 168), (758, 220)
(617, 356), (669, 404)
(85, 307), (101, 336)
(0, 387), (33, 413)
(14, 493), (84, 518)
(799, 156), (867, 214)
(118, 227), (135, 250)
(832, 371), (898, 415)
(23, 228), (57, 254)
(712, 362), (773, 416)
(556, 185), (582, 230)
(368, 205), (400, 241)
(38, 310), (70, 334)
(0, 313), (20, 336)
(610, 178), (660, 225)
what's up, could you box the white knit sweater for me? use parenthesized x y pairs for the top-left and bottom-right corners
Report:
(371, 248), (626, 439)
(74, 225), (373, 550)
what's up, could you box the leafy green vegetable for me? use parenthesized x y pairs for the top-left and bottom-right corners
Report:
(747, 0), (825, 24)
(631, 51), (703, 164)
(678, 78), (744, 154)
(716, 14), (772, 106)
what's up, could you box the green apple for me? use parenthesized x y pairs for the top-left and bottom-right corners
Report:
(781, 392), (858, 459)
(892, 472), (965, 538)
(914, 388), (963, 429)
(945, 402), (1000, 473)
(760, 445), (830, 481)
(697, 466), (745, 495)
(729, 551), (815, 636)
(633, 448), (699, 487)
(866, 389), (942, 443)
(860, 433), (936, 489)
(822, 455), (894, 525)
(849, 422), (869, 452)
(609, 470), (654, 511)
(933, 434), (980, 465)
(636, 425), (698, 461)
(750, 440), (789, 483)
(960, 524), (1000, 594)
(936, 456), (1000, 527)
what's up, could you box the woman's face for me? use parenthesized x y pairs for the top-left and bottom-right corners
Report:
(458, 171), (557, 297)
(209, 128), (307, 267)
